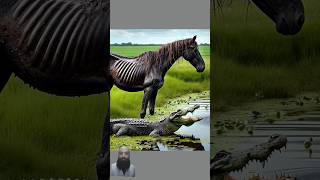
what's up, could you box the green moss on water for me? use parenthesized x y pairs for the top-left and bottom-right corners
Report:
(110, 135), (155, 151)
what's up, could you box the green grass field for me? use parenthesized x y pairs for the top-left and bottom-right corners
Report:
(212, 0), (320, 111)
(0, 45), (209, 179)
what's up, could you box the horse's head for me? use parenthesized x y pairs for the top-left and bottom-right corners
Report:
(182, 36), (205, 72)
(252, 0), (304, 35)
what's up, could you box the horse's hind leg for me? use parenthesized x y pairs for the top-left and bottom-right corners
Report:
(141, 80), (163, 118)
(0, 44), (12, 93)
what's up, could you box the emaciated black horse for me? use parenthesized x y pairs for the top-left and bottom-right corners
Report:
(109, 36), (205, 118)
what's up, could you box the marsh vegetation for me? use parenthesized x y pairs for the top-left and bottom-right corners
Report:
(212, 0), (320, 111)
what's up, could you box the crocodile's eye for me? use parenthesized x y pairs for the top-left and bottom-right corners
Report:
(213, 150), (230, 161)
(216, 153), (227, 159)
(271, 135), (279, 139)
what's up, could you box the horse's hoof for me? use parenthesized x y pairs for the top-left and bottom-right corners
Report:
(150, 110), (155, 115)
(140, 112), (146, 118)
(96, 154), (110, 180)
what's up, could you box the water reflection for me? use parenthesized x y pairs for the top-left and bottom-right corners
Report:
(216, 116), (320, 179)
(174, 98), (210, 151)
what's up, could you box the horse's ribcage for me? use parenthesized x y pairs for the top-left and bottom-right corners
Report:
(12, 0), (109, 76)
(111, 59), (145, 86)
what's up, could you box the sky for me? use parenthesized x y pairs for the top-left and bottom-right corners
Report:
(111, 29), (210, 44)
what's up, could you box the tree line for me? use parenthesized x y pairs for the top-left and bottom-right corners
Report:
(111, 42), (210, 46)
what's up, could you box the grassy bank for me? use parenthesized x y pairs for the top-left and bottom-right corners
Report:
(212, 0), (320, 111)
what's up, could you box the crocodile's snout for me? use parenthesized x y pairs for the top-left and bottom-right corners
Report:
(211, 134), (288, 176)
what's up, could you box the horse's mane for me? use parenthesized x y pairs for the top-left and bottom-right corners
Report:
(212, 0), (233, 9)
(137, 38), (194, 69)
(212, 0), (232, 14)
(212, 0), (251, 16)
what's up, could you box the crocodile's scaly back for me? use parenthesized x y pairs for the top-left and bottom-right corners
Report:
(0, 0), (110, 96)
(111, 119), (153, 127)
(110, 119), (156, 136)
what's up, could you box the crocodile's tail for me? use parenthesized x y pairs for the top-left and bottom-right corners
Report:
(110, 121), (115, 135)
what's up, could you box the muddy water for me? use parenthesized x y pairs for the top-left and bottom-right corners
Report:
(158, 97), (211, 151)
(212, 93), (320, 179)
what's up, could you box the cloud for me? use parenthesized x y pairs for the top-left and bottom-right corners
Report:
(111, 29), (210, 44)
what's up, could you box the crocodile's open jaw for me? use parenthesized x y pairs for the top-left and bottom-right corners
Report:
(211, 134), (287, 176)
(173, 116), (202, 126)
(169, 104), (200, 120)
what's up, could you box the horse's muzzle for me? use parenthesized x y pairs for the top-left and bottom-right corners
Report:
(276, 14), (304, 35)
(197, 65), (205, 72)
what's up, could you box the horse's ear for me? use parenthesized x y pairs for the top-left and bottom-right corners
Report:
(192, 35), (197, 42)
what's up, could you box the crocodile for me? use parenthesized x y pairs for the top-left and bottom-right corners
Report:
(111, 104), (201, 137)
(211, 134), (288, 180)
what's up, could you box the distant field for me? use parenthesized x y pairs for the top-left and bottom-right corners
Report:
(212, 0), (320, 111)
(110, 45), (210, 118)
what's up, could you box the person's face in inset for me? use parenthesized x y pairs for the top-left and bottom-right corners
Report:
(118, 146), (130, 161)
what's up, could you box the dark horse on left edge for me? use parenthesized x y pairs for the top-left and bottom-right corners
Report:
(109, 36), (205, 118)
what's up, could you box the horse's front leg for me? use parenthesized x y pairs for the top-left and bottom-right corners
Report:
(149, 88), (158, 115)
(149, 79), (163, 115)
(96, 92), (110, 180)
(140, 86), (153, 118)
